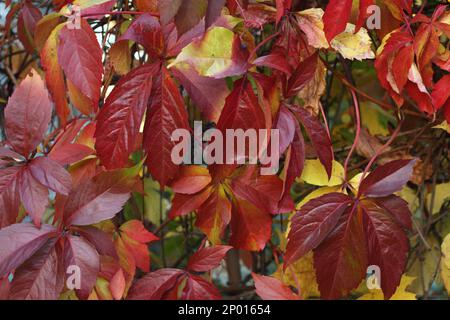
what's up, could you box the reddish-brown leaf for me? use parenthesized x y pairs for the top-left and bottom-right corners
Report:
(323, 0), (352, 42)
(358, 159), (416, 197)
(96, 63), (157, 169)
(0, 166), (22, 228)
(127, 268), (185, 300)
(8, 238), (64, 300)
(285, 193), (353, 267)
(28, 157), (72, 195)
(171, 65), (229, 123)
(252, 273), (300, 300)
(361, 199), (409, 299)
(0, 223), (58, 278)
(291, 106), (333, 178)
(116, 14), (164, 59)
(229, 196), (272, 251)
(19, 167), (49, 227)
(63, 167), (139, 226)
(63, 234), (100, 299)
(187, 245), (232, 272)
(4, 70), (52, 158)
(285, 52), (318, 98)
(143, 67), (190, 188)
(314, 205), (368, 299)
(183, 274), (221, 300)
(170, 166), (212, 195)
(58, 19), (103, 109)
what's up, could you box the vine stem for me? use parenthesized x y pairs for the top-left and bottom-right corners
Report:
(343, 89), (361, 183)
(357, 119), (404, 192)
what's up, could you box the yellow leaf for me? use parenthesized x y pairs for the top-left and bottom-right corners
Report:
(441, 234), (450, 295)
(358, 275), (417, 300)
(397, 187), (419, 213)
(300, 159), (345, 187)
(296, 186), (342, 210)
(294, 8), (329, 49)
(297, 60), (326, 115)
(426, 182), (450, 215)
(407, 235), (441, 296)
(273, 253), (320, 299)
(361, 101), (390, 136)
(168, 27), (245, 78)
(433, 121), (450, 134)
(331, 24), (375, 61)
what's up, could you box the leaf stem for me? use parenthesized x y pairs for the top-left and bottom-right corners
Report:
(358, 119), (404, 189)
(343, 88), (361, 183)
(248, 31), (281, 61)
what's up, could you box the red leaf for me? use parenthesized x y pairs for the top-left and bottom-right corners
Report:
(252, 273), (300, 300)
(217, 78), (266, 133)
(0, 223), (57, 278)
(355, 0), (375, 32)
(17, 1), (42, 53)
(95, 63), (157, 169)
(109, 268), (126, 300)
(361, 199), (409, 299)
(431, 74), (450, 110)
(229, 196), (272, 251)
(120, 220), (159, 243)
(171, 65), (229, 123)
(64, 234), (100, 299)
(205, 0), (226, 29)
(285, 52), (318, 98)
(127, 268), (185, 300)
(8, 238), (64, 300)
(231, 170), (286, 214)
(183, 274), (221, 300)
(28, 157), (72, 195)
(195, 186), (231, 244)
(323, 0), (353, 42)
(373, 195), (412, 230)
(160, 0), (207, 36)
(48, 143), (94, 166)
(4, 70), (52, 157)
(314, 205), (368, 299)
(63, 167), (138, 226)
(276, 105), (297, 155)
(58, 19), (103, 109)
(19, 167), (49, 227)
(358, 159), (416, 197)
(285, 193), (353, 267)
(170, 166), (212, 195)
(143, 67), (190, 188)
(253, 52), (292, 75)
(187, 245), (232, 272)
(117, 14), (164, 59)
(74, 226), (117, 258)
(392, 45), (414, 93)
(169, 186), (213, 219)
(292, 106), (333, 178)
(0, 167), (21, 228)
(279, 115), (305, 206)
(275, 0), (285, 24)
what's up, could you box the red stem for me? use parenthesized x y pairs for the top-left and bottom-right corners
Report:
(249, 31), (281, 61)
(357, 119), (404, 196)
(343, 89), (361, 183)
